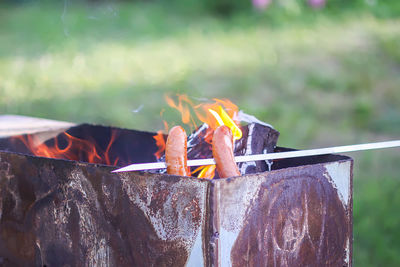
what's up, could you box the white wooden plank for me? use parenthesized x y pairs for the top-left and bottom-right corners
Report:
(0, 115), (75, 137)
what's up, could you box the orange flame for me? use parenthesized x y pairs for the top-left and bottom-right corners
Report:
(164, 95), (239, 133)
(153, 131), (166, 160)
(192, 165), (217, 179)
(13, 130), (120, 166)
(155, 94), (242, 179)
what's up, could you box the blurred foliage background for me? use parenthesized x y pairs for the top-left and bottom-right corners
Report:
(0, 0), (399, 265)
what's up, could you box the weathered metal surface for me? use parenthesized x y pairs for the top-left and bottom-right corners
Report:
(0, 151), (208, 266)
(0, 124), (352, 267)
(213, 159), (353, 267)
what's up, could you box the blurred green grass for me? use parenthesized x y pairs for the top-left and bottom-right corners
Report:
(0, 1), (399, 266)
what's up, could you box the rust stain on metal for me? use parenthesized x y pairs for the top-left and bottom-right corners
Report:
(0, 124), (352, 267)
(0, 151), (208, 266)
(215, 164), (351, 267)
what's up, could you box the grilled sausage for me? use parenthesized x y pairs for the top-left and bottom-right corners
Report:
(212, 125), (240, 178)
(165, 126), (190, 176)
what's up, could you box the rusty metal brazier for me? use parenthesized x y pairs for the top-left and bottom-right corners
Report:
(0, 124), (352, 266)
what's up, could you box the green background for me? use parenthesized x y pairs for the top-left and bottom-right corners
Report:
(1, 0), (399, 265)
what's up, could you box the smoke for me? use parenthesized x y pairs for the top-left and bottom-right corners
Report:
(61, 0), (69, 36)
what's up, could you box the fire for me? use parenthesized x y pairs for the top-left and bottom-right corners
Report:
(153, 131), (166, 159)
(156, 94), (242, 178)
(165, 95), (197, 130)
(208, 106), (242, 140)
(13, 130), (120, 166)
(192, 164), (217, 179)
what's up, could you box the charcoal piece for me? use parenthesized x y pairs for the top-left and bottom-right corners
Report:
(234, 123), (280, 174)
(182, 123), (279, 177)
(187, 123), (212, 160)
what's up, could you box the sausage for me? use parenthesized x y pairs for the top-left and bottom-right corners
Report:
(212, 125), (240, 178)
(165, 126), (190, 176)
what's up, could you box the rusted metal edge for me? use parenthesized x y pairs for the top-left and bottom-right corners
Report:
(349, 160), (354, 267)
(0, 149), (353, 266)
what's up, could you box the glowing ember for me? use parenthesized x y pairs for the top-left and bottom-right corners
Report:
(155, 95), (243, 178)
(13, 130), (120, 166)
